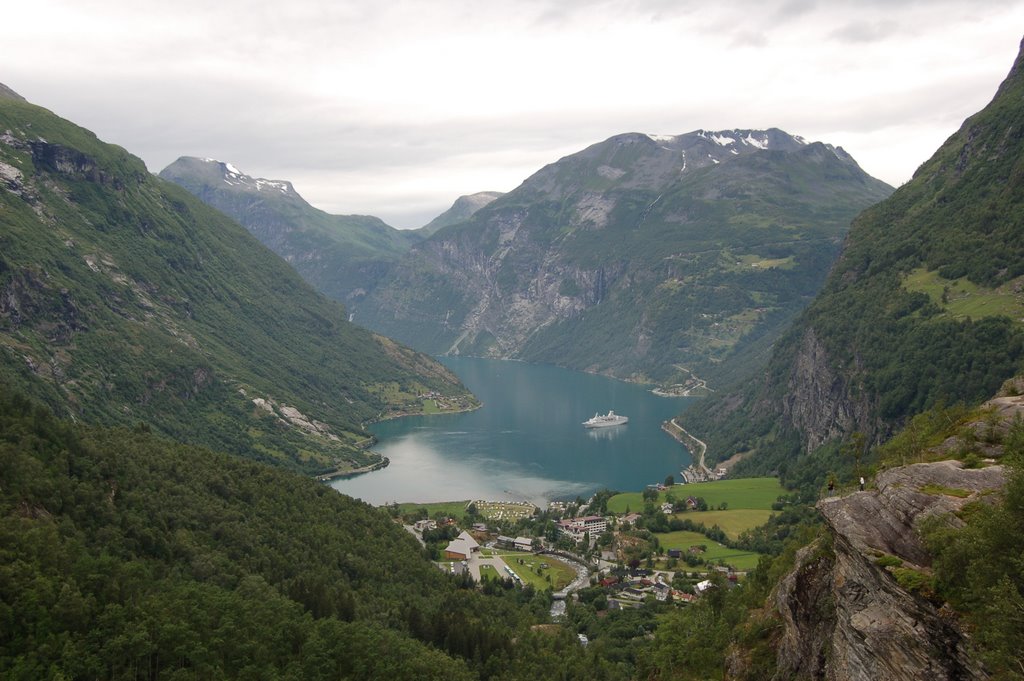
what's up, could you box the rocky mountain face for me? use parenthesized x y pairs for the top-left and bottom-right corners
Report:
(160, 156), (422, 305)
(0, 88), (472, 474)
(358, 129), (892, 385)
(769, 461), (1000, 680)
(763, 379), (1024, 681)
(690, 39), (1024, 468)
(418, 191), (503, 236)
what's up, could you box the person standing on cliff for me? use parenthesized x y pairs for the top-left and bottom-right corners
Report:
(859, 476), (865, 491)
(827, 479), (835, 497)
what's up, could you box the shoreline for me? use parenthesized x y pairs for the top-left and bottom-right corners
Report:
(651, 366), (713, 397)
(318, 401), (482, 484)
(369, 401), (482, 425)
(316, 456), (390, 482)
(440, 352), (706, 397)
(661, 418), (712, 479)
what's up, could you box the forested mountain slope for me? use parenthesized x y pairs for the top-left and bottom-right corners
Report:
(0, 393), (611, 680)
(160, 156), (422, 305)
(687, 38), (1024, 475)
(359, 128), (892, 386)
(0, 87), (473, 475)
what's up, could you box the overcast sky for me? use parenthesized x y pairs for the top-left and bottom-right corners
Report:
(5, 1), (1024, 228)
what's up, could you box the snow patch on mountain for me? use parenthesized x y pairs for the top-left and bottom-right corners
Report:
(202, 158), (291, 194)
(743, 133), (769, 149)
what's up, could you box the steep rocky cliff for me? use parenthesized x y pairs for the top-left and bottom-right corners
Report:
(771, 460), (1003, 680)
(360, 129), (892, 385)
(780, 329), (879, 454)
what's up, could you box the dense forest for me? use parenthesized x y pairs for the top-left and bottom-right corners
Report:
(0, 392), (560, 679)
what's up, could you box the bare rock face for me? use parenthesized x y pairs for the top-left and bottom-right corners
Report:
(772, 461), (1004, 680)
(781, 328), (878, 452)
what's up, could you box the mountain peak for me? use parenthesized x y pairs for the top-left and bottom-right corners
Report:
(420, 191), (504, 235)
(163, 156), (296, 196)
(0, 82), (26, 102)
(526, 126), (866, 198)
(692, 128), (804, 150)
(992, 35), (1024, 100)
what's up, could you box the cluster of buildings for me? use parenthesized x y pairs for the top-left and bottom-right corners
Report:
(555, 515), (607, 542)
(600, 573), (696, 606)
(680, 463), (727, 483)
(441, 531), (535, 560)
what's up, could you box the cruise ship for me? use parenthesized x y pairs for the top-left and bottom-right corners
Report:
(582, 410), (628, 428)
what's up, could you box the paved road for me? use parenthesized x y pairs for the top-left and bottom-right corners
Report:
(468, 553), (513, 582)
(403, 525), (426, 548)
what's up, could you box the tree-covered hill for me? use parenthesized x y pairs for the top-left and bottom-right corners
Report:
(0, 393), (618, 680)
(685, 38), (1024, 476)
(358, 128), (892, 386)
(0, 89), (474, 475)
(159, 157), (422, 306)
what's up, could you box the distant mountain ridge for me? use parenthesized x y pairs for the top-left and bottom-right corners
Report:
(357, 127), (893, 385)
(419, 191), (504, 236)
(160, 156), (422, 306)
(0, 90), (473, 474)
(686, 39), (1024, 474)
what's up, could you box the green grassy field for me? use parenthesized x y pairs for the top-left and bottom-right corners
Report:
(903, 267), (1024, 321)
(478, 552), (576, 591)
(395, 500), (471, 520)
(671, 509), (775, 539)
(656, 530), (763, 571)
(607, 477), (785, 514)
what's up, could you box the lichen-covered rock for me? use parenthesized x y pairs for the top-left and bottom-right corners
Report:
(771, 461), (1003, 680)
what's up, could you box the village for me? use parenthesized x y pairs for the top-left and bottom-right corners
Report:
(393, 476), (785, 612)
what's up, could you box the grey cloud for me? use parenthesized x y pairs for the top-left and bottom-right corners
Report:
(730, 30), (770, 48)
(829, 20), (902, 43)
(774, 0), (818, 21)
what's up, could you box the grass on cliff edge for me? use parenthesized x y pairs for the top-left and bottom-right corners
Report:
(902, 267), (1024, 322)
(607, 477), (785, 514)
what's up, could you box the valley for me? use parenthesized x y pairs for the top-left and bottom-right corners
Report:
(4, 27), (1024, 681)
(332, 356), (695, 506)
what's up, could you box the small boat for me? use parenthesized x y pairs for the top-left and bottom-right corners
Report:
(582, 410), (628, 428)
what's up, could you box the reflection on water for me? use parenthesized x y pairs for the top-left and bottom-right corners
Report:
(585, 425), (627, 441)
(331, 357), (693, 506)
(334, 433), (591, 507)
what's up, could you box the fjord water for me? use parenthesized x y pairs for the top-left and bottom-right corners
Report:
(331, 357), (693, 506)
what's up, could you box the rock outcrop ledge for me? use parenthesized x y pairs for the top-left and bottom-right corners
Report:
(773, 461), (1004, 680)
